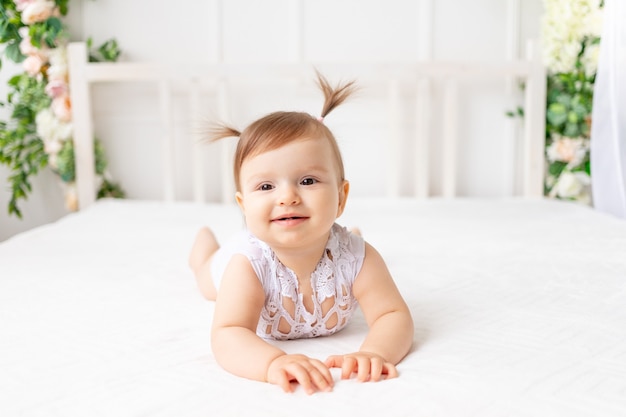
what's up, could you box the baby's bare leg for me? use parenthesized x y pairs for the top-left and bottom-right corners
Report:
(189, 227), (220, 301)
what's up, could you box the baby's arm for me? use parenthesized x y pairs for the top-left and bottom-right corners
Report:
(211, 254), (333, 394)
(326, 242), (414, 381)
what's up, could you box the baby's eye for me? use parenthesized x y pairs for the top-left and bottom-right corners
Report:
(259, 183), (274, 191)
(300, 178), (317, 186)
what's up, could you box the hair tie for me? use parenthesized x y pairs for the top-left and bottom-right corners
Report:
(317, 116), (324, 122)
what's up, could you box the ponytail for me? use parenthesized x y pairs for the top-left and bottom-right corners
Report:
(206, 123), (241, 142)
(316, 69), (358, 120)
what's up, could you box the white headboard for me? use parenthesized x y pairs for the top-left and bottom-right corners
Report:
(67, 41), (546, 209)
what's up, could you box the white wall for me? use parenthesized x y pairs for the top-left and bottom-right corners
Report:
(0, 0), (543, 241)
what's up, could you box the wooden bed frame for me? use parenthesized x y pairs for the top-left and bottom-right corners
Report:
(67, 40), (546, 208)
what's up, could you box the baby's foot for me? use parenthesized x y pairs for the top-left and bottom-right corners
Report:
(189, 227), (219, 273)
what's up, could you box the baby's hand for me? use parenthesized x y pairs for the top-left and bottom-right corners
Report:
(325, 351), (398, 382)
(266, 354), (334, 395)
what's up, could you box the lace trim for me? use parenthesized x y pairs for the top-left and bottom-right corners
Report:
(254, 224), (361, 340)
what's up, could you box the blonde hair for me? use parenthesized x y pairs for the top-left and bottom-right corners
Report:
(208, 71), (357, 191)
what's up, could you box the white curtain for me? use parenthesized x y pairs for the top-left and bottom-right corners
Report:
(591, 0), (626, 218)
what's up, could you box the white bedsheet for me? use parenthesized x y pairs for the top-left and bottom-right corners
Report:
(1, 198), (625, 417)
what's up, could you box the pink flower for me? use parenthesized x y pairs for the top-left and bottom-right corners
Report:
(18, 27), (46, 57)
(45, 79), (68, 98)
(23, 54), (44, 76)
(21, 1), (56, 24)
(51, 94), (72, 122)
(546, 136), (588, 168)
(19, 36), (39, 56)
(43, 138), (63, 155)
(20, 37), (39, 55)
(14, 0), (36, 12)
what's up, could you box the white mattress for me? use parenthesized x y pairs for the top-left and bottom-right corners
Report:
(1, 198), (625, 417)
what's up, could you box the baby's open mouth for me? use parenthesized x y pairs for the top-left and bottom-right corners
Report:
(273, 215), (307, 222)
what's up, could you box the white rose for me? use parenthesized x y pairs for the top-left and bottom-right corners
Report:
(23, 54), (44, 76)
(47, 47), (67, 68)
(46, 50), (69, 83)
(51, 94), (72, 122)
(43, 138), (63, 155)
(46, 65), (68, 83)
(36, 108), (73, 143)
(546, 136), (588, 168)
(35, 108), (55, 140)
(14, 0), (35, 12)
(554, 171), (591, 199)
(21, 1), (56, 25)
(19, 35), (38, 56)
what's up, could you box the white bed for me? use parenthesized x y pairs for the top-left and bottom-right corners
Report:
(1, 42), (626, 416)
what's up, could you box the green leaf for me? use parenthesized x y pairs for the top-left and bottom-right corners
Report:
(99, 38), (121, 62)
(94, 139), (108, 175)
(548, 161), (567, 177)
(547, 103), (568, 127)
(5, 41), (25, 63)
(98, 179), (126, 199)
(56, 140), (75, 182)
(88, 38), (122, 63)
(56, 0), (70, 15)
(563, 123), (580, 137)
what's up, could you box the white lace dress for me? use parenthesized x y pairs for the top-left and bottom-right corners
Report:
(210, 223), (365, 340)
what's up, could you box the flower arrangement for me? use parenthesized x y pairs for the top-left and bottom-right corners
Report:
(0, 0), (124, 218)
(541, 0), (604, 204)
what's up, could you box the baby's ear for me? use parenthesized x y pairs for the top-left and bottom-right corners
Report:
(337, 180), (350, 217)
(235, 191), (245, 211)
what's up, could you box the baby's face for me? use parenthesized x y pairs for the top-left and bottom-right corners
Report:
(235, 137), (349, 253)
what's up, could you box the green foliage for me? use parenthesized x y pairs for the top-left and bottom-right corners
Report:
(29, 17), (64, 48)
(0, 1), (69, 67)
(546, 70), (595, 140)
(0, 1), (125, 217)
(0, 0), (24, 67)
(0, 74), (50, 217)
(55, 139), (74, 182)
(88, 37), (121, 62)
(55, 138), (114, 183)
(98, 178), (126, 199)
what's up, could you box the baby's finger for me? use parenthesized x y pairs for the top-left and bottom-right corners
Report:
(308, 368), (333, 392)
(310, 360), (334, 390)
(287, 364), (316, 395)
(356, 356), (371, 382)
(326, 354), (354, 379)
(324, 355), (343, 369)
(275, 369), (293, 393)
(369, 357), (384, 382)
(341, 356), (358, 380)
(382, 362), (399, 379)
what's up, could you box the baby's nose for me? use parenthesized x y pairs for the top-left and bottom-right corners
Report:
(278, 186), (300, 205)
